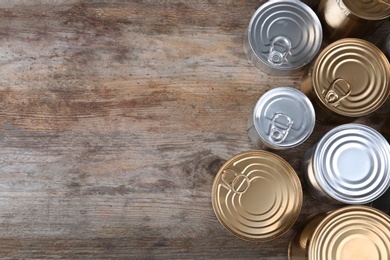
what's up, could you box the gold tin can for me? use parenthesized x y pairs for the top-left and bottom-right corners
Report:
(211, 150), (302, 242)
(301, 38), (390, 124)
(289, 206), (390, 260)
(318, 0), (390, 42)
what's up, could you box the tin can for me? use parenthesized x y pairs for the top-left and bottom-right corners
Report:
(288, 206), (390, 260)
(247, 87), (315, 150)
(245, 0), (322, 75)
(317, 0), (390, 42)
(303, 123), (390, 205)
(211, 150), (302, 242)
(301, 38), (390, 124)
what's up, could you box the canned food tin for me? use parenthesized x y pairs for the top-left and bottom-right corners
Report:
(211, 150), (302, 242)
(245, 0), (322, 75)
(247, 87), (315, 150)
(301, 38), (390, 124)
(318, 0), (390, 42)
(303, 123), (390, 205)
(288, 206), (390, 260)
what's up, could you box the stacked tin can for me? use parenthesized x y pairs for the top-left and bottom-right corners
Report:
(212, 0), (390, 259)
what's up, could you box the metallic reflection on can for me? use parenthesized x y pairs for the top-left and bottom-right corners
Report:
(211, 150), (302, 242)
(245, 0), (322, 75)
(318, 0), (390, 42)
(301, 38), (390, 124)
(247, 87), (315, 150)
(288, 206), (390, 260)
(288, 212), (329, 260)
(303, 123), (390, 205)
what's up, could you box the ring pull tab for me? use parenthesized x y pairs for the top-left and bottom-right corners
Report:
(269, 113), (293, 144)
(222, 169), (250, 194)
(268, 36), (291, 66)
(323, 78), (351, 107)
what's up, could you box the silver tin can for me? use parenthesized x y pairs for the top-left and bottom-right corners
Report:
(303, 123), (390, 204)
(248, 87), (316, 150)
(245, 0), (323, 75)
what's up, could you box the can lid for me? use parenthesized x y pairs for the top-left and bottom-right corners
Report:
(253, 87), (315, 149)
(248, 0), (322, 71)
(309, 206), (390, 260)
(314, 123), (390, 204)
(343, 0), (390, 20)
(313, 38), (390, 117)
(211, 150), (302, 242)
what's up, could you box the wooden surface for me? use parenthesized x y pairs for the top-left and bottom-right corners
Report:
(0, 0), (389, 258)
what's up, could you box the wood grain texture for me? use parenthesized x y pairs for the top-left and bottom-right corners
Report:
(0, 0), (388, 258)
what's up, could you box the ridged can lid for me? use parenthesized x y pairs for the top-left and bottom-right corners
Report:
(342, 0), (390, 20)
(253, 87), (315, 149)
(211, 150), (302, 242)
(247, 0), (322, 73)
(309, 206), (390, 260)
(313, 123), (390, 204)
(312, 38), (390, 117)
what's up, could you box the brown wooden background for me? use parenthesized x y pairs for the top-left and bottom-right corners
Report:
(0, 0), (388, 258)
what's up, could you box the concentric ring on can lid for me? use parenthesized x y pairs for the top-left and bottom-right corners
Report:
(253, 87), (315, 149)
(313, 38), (390, 117)
(313, 123), (390, 204)
(309, 206), (390, 260)
(343, 0), (390, 20)
(247, 0), (322, 73)
(211, 150), (302, 242)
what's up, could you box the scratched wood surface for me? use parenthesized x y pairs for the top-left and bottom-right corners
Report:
(0, 0), (389, 259)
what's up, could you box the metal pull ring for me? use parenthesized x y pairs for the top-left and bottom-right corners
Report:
(269, 113), (293, 144)
(222, 169), (250, 194)
(323, 78), (351, 107)
(268, 36), (291, 66)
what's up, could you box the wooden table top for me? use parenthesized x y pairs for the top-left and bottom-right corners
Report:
(0, 0), (389, 258)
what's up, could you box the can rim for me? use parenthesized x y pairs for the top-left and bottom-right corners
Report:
(211, 150), (303, 242)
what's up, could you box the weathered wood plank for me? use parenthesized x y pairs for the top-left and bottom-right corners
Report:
(0, 0), (388, 258)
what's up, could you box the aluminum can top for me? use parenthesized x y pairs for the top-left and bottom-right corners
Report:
(313, 123), (390, 204)
(253, 87), (315, 149)
(312, 38), (390, 117)
(211, 150), (302, 242)
(247, 0), (322, 73)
